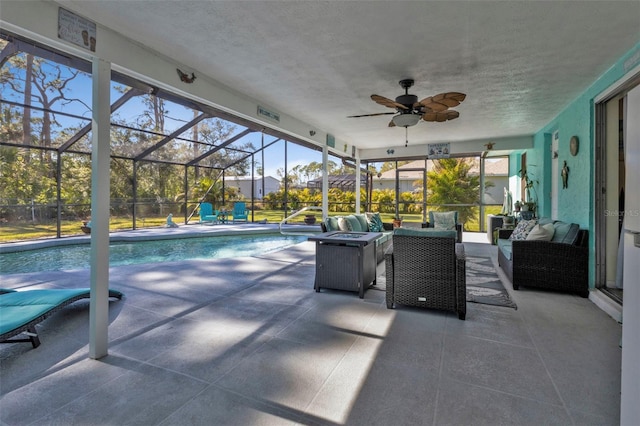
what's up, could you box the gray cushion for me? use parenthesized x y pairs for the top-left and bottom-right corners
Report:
(341, 215), (363, 232)
(354, 214), (369, 232)
(325, 217), (339, 231)
(538, 217), (554, 225)
(551, 221), (573, 243)
(429, 211), (458, 227)
(497, 238), (513, 260)
(562, 223), (580, 245)
(375, 231), (393, 247)
(394, 228), (457, 239)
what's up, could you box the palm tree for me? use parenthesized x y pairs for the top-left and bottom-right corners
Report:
(427, 158), (481, 226)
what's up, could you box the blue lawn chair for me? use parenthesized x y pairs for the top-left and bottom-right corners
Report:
(232, 202), (248, 223)
(199, 202), (219, 224)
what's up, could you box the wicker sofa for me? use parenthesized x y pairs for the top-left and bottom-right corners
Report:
(497, 218), (589, 297)
(320, 213), (393, 263)
(385, 228), (466, 320)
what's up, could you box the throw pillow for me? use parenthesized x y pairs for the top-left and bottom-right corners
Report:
(354, 214), (369, 232)
(366, 212), (384, 232)
(526, 223), (555, 241)
(344, 215), (364, 232)
(337, 216), (352, 231)
(432, 211), (456, 230)
(325, 217), (339, 232)
(509, 219), (537, 240)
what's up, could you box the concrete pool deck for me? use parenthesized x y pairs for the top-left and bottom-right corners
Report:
(0, 227), (622, 425)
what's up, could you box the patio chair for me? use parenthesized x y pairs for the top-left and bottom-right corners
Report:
(385, 228), (466, 320)
(422, 211), (463, 242)
(232, 201), (249, 223)
(199, 202), (219, 224)
(0, 287), (124, 348)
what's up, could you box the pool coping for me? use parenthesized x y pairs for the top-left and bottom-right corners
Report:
(0, 223), (321, 253)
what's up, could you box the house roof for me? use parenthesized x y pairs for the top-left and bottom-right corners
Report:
(377, 157), (509, 180)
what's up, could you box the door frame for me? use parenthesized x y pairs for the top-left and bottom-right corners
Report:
(594, 67), (640, 291)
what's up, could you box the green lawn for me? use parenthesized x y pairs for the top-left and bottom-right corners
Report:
(0, 207), (504, 242)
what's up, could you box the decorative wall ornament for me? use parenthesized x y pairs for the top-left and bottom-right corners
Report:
(176, 69), (196, 83)
(570, 135), (579, 156)
(562, 161), (570, 188)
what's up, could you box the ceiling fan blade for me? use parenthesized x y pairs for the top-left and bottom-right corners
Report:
(371, 94), (409, 110)
(436, 92), (466, 103)
(347, 112), (396, 118)
(417, 96), (449, 112)
(422, 110), (460, 122)
(418, 92), (466, 111)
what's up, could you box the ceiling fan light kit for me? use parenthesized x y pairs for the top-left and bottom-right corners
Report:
(392, 113), (421, 128)
(348, 79), (466, 145)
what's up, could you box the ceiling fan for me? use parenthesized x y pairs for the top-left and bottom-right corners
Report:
(348, 79), (466, 128)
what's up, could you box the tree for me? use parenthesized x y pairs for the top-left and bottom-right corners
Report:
(1, 50), (89, 152)
(379, 160), (410, 174)
(427, 158), (481, 226)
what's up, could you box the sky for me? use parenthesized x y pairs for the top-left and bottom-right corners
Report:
(1, 55), (319, 180)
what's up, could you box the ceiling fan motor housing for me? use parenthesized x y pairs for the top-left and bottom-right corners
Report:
(395, 94), (418, 108)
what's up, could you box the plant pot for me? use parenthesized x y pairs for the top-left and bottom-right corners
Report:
(304, 215), (316, 225)
(520, 211), (534, 220)
(393, 219), (402, 228)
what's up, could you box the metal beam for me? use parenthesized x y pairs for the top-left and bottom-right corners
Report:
(0, 40), (18, 68)
(187, 128), (254, 166)
(223, 138), (281, 170)
(58, 88), (145, 153)
(135, 113), (210, 160)
(2, 36), (92, 73)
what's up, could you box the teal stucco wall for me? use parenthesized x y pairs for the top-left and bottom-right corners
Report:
(528, 41), (640, 287)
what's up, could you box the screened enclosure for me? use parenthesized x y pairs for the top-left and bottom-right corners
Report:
(1, 31), (508, 242)
(0, 31), (333, 241)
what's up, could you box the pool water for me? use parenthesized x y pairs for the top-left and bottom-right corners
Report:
(0, 234), (307, 275)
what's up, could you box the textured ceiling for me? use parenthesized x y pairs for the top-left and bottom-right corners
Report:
(56, 0), (639, 150)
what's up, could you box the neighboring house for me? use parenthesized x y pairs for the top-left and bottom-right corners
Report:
(374, 157), (509, 205)
(306, 174), (368, 191)
(226, 176), (280, 199)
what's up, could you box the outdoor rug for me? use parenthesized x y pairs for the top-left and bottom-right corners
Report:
(466, 256), (517, 309)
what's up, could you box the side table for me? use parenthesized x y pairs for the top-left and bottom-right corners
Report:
(308, 231), (381, 298)
(218, 211), (228, 224)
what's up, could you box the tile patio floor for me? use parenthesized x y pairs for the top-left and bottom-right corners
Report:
(0, 227), (622, 425)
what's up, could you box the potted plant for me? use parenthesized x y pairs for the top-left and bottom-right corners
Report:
(80, 219), (91, 234)
(502, 215), (515, 227)
(304, 214), (317, 225)
(518, 168), (538, 218)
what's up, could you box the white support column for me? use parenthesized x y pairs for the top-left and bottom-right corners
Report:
(355, 157), (361, 214)
(89, 58), (111, 359)
(322, 145), (329, 220)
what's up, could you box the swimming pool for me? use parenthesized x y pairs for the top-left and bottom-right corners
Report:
(0, 234), (307, 275)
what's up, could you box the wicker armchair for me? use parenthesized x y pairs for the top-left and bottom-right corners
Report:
(422, 211), (463, 242)
(385, 230), (466, 320)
